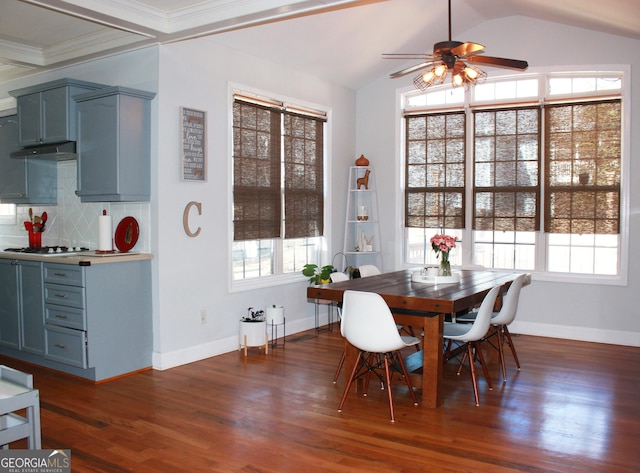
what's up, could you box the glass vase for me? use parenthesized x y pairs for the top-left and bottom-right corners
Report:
(440, 252), (452, 277)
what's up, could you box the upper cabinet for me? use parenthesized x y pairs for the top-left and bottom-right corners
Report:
(9, 78), (105, 146)
(0, 114), (56, 204)
(74, 86), (155, 202)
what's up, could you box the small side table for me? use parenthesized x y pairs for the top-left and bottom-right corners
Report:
(238, 321), (268, 356)
(314, 299), (337, 332)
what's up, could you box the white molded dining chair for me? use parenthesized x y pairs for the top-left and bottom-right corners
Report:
(443, 285), (501, 406)
(357, 264), (414, 338)
(457, 273), (527, 382)
(357, 265), (381, 277)
(338, 290), (420, 422)
(330, 272), (349, 283)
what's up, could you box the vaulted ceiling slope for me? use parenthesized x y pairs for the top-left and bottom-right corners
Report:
(1, 0), (639, 89)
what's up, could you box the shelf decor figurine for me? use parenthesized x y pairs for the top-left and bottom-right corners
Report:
(356, 169), (371, 190)
(355, 154), (369, 166)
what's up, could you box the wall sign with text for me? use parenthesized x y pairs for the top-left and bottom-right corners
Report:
(180, 107), (207, 181)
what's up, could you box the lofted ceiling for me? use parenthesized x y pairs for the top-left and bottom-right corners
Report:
(1, 0), (639, 90)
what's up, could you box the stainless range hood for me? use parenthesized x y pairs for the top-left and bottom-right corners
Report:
(10, 141), (76, 160)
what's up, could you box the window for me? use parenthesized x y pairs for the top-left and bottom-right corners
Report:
(402, 70), (625, 281)
(232, 94), (326, 283)
(472, 107), (540, 269)
(405, 112), (465, 266)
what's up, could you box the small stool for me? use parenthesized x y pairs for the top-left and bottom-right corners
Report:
(0, 365), (41, 449)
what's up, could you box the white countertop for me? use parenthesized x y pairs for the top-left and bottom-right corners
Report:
(0, 251), (153, 265)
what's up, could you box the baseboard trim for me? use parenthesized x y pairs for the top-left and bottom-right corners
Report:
(152, 317), (317, 370)
(510, 321), (640, 347)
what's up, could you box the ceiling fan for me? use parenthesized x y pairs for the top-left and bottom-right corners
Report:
(384, 0), (528, 90)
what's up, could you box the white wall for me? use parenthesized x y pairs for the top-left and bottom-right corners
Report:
(152, 38), (356, 368)
(2, 14), (638, 376)
(355, 16), (640, 346)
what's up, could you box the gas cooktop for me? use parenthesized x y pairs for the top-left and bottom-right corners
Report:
(4, 246), (91, 256)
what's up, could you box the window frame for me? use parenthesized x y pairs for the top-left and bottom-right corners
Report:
(228, 84), (331, 292)
(397, 65), (630, 286)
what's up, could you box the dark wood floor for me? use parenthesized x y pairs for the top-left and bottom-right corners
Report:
(3, 328), (639, 472)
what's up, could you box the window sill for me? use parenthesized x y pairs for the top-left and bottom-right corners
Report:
(230, 272), (306, 293)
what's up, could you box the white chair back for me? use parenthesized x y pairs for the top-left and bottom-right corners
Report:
(454, 285), (501, 342)
(330, 272), (349, 283)
(492, 274), (527, 326)
(341, 290), (406, 353)
(358, 265), (381, 277)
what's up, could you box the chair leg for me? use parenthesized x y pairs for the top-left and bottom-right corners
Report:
(457, 350), (468, 376)
(395, 351), (418, 406)
(496, 326), (507, 383)
(333, 349), (345, 384)
(338, 352), (363, 412)
(503, 325), (521, 369)
(465, 343), (481, 406)
(383, 355), (395, 422)
(474, 341), (493, 391)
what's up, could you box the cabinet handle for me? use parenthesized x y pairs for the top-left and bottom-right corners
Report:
(54, 314), (69, 319)
(53, 272), (67, 277)
(54, 344), (68, 350)
(11, 261), (20, 266)
(54, 293), (68, 298)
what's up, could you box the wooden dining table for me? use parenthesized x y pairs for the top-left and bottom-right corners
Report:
(306, 269), (520, 408)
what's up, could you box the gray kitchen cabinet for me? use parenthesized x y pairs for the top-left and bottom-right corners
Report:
(46, 259), (151, 381)
(74, 86), (156, 202)
(9, 78), (104, 146)
(0, 258), (152, 382)
(20, 260), (45, 355)
(0, 259), (21, 350)
(0, 259), (44, 354)
(0, 114), (57, 204)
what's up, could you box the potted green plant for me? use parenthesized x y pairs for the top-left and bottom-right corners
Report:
(302, 264), (335, 285)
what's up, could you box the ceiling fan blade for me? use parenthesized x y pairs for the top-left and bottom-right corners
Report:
(467, 55), (528, 70)
(389, 61), (438, 79)
(451, 42), (485, 58)
(382, 53), (437, 60)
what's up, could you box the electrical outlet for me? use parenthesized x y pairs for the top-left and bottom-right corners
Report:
(200, 309), (207, 324)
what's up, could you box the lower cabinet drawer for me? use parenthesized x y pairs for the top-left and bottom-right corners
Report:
(45, 304), (86, 330)
(45, 326), (87, 369)
(44, 283), (85, 309)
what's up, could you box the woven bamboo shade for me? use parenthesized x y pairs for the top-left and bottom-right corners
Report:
(405, 112), (466, 229)
(545, 100), (621, 234)
(283, 111), (324, 239)
(233, 100), (282, 241)
(473, 107), (540, 231)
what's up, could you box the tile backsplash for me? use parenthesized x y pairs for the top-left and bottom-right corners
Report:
(0, 160), (150, 251)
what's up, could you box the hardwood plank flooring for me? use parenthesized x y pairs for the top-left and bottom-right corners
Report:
(2, 329), (639, 472)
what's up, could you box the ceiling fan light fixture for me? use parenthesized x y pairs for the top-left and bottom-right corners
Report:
(414, 62), (448, 91)
(413, 60), (486, 91)
(434, 63), (447, 77)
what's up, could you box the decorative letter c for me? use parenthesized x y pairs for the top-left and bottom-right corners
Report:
(183, 201), (202, 237)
